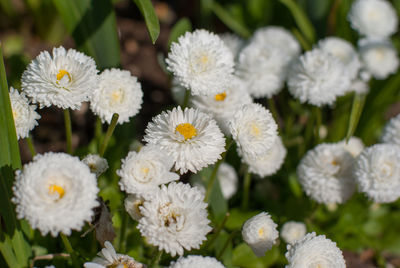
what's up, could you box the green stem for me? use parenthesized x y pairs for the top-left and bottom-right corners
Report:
(241, 168), (251, 210)
(182, 89), (190, 108)
(217, 230), (238, 259)
(314, 106), (322, 144)
(118, 210), (128, 253)
(26, 134), (36, 157)
(204, 212), (230, 250)
(99, 113), (119, 157)
(149, 249), (163, 267)
(60, 233), (80, 268)
(63, 109), (73, 154)
(204, 160), (223, 203)
(268, 98), (279, 125)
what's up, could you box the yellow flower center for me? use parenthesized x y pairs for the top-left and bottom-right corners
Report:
(108, 264), (128, 268)
(200, 55), (209, 64)
(214, 92), (227, 101)
(56, 69), (72, 82)
(111, 89), (124, 104)
(250, 123), (260, 137)
(175, 123), (197, 140)
(12, 109), (18, 119)
(258, 227), (264, 237)
(48, 184), (65, 199)
(141, 167), (149, 174)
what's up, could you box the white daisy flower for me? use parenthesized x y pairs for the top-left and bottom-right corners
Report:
(143, 106), (226, 174)
(137, 182), (212, 257)
(191, 76), (253, 134)
(12, 152), (99, 236)
(354, 144), (400, 203)
(90, 68), (143, 124)
(349, 79), (369, 94)
(9, 87), (41, 139)
(217, 163), (238, 200)
(229, 103), (278, 159)
(287, 49), (351, 106)
(339, 136), (365, 157)
(348, 0), (398, 39)
(244, 135), (286, 177)
(297, 143), (356, 204)
(317, 37), (361, 80)
(124, 194), (145, 221)
(117, 145), (179, 195)
(21, 46), (98, 109)
(359, 39), (399, 80)
(219, 33), (244, 60)
(381, 114), (400, 145)
(166, 29), (234, 96)
(285, 232), (346, 268)
(82, 154), (108, 177)
(169, 255), (225, 268)
(84, 241), (144, 268)
(281, 221), (307, 244)
(242, 212), (279, 257)
(236, 26), (300, 98)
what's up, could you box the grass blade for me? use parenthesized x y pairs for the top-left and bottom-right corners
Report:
(52, 0), (121, 69)
(168, 18), (192, 49)
(346, 93), (366, 141)
(133, 0), (160, 44)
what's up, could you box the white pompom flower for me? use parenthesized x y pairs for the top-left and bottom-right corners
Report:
(339, 136), (365, 157)
(287, 49), (351, 106)
(117, 145), (179, 195)
(348, 0), (398, 39)
(317, 37), (361, 80)
(82, 154), (108, 177)
(297, 143), (356, 204)
(217, 163), (238, 200)
(219, 33), (244, 60)
(137, 182), (212, 257)
(143, 106), (226, 174)
(244, 136), (286, 177)
(359, 39), (399, 80)
(229, 103), (278, 159)
(166, 29), (234, 96)
(354, 144), (400, 203)
(21, 46), (98, 109)
(84, 241), (144, 268)
(9, 87), (41, 139)
(381, 114), (400, 145)
(242, 212), (279, 257)
(191, 76), (253, 134)
(90, 68), (143, 124)
(12, 152), (99, 236)
(285, 232), (346, 268)
(349, 79), (370, 94)
(169, 255), (225, 268)
(124, 194), (145, 221)
(281, 221), (307, 244)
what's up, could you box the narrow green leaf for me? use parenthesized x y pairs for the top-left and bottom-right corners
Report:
(0, 236), (19, 268)
(279, 0), (316, 44)
(346, 93), (366, 141)
(209, 173), (228, 222)
(52, 0), (120, 69)
(168, 18), (192, 49)
(133, 0), (160, 44)
(211, 2), (251, 38)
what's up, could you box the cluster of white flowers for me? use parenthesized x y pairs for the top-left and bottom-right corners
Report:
(9, 87), (40, 139)
(137, 182), (211, 256)
(297, 143), (356, 204)
(242, 212), (279, 257)
(237, 26), (300, 98)
(12, 152), (99, 236)
(285, 232), (346, 267)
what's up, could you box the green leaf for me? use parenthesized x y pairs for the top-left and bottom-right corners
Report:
(52, 0), (121, 69)
(279, 0), (316, 44)
(346, 93), (366, 141)
(133, 0), (160, 44)
(0, 44), (31, 267)
(168, 18), (192, 49)
(209, 172), (228, 222)
(211, 2), (251, 38)
(232, 243), (279, 268)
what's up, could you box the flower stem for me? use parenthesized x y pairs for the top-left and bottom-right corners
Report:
(204, 212), (230, 250)
(63, 109), (73, 154)
(314, 106), (322, 144)
(182, 89), (190, 108)
(60, 233), (80, 268)
(241, 168), (252, 210)
(99, 113), (119, 157)
(118, 210), (128, 253)
(217, 230), (238, 259)
(268, 97), (279, 125)
(26, 134), (36, 157)
(204, 160), (222, 203)
(149, 249), (163, 267)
